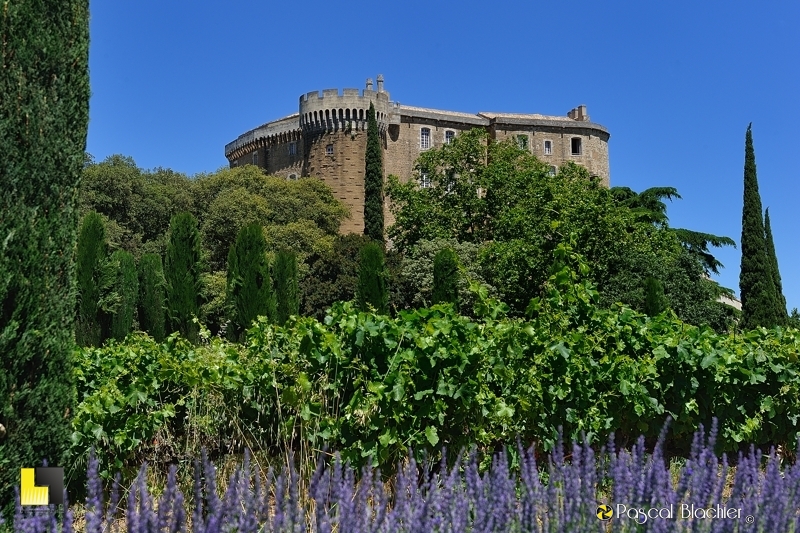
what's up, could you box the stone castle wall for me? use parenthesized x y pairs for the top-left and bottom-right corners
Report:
(225, 77), (611, 235)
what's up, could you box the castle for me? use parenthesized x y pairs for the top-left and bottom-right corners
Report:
(225, 76), (611, 234)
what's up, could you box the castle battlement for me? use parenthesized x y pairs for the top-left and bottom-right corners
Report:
(225, 76), (611, 234)
(299, 77), (391, 133)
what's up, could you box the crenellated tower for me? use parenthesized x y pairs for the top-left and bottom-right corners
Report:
(298, 76), (392, 233)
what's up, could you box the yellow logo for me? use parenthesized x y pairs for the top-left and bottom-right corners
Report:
(597, 504), (613, 520)
(20, 468), (64, 506)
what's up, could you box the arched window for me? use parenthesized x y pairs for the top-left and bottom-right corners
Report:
(288, 173), (297, 181)
(543, 140), (553, 155)
(420, 127), (431, 150)
(548, 165), (557, 176)
(359, 109), (364, 120)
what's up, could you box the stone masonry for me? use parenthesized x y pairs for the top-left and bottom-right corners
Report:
(225, 76), (611, 235)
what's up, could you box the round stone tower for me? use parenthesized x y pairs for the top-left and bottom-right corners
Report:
(299, 76), (391, 234)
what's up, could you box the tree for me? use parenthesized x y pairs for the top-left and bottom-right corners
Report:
(226, 223), (275, 337)
(76, 212), (107, 346)
(364, 102), (384, 242)
(739, 124), (780, 329)
(165, 212), (203, 342)
(432, 248), (461, 311)
(0, 0), (89, 514)
(109, 250), (139, 341)
(764, 208), (788, 324)
(138, 253), (167, 341)
(274, 250), (299, 325)
(301, 234), (372, 320)
(388, 131), (734, 329)
(643, 276), (667, 317)
(356, 242), (388, 314)
(193, 169), (347, 270)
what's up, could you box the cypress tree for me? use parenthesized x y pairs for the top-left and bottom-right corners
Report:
(356, 242), (388, 314)
(0, 0), (89, 514)
(109, 250), (138, 341)
(764, 208), (788, 324)
(643, 276), (668, 317)
(739, 124), (779, 329)
(76, 212), (107, 347)
(432, 248), (460, 311)
(226, 223), (275, 336)
(274, 250), (299, 325)
(138, 253), (167, 341)
(364, 102), (384, 242)
(165, 212), (203, 342)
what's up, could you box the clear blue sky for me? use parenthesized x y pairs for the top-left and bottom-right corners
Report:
(87, 0), (799, 311)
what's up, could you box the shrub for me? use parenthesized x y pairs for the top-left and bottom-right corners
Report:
(76, 212), (107, 347)
(108, 250), (138, 341)
(164, 212), (202, 342)
(356, 242), (388, 315)
(0, 0), (89, 518)
(138, 253), (166, 341)
(431, 247), (460, 311)
(226, 223), (275, 336)
(274, 250), (299, 325)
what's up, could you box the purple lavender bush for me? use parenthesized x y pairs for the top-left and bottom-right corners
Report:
(5, 423), (800, 532)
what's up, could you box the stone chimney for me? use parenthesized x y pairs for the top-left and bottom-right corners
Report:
(366, 78), (373, 91)
(376, 74), (384, 93)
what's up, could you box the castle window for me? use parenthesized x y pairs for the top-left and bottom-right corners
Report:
(420, 172), (431, 188)
(326, 144), (334, 155)
(252, 152), (258, 165)
(544, 140), (552, 155)
(288, 173), (297, 181)
(516, 135), (529, 151)
(289, 142), (297, 156)
(445, 130), (455, 144)
(571, 137), (582, 155)
(420, 128), (431, 150)
(548, 165), (557, 176)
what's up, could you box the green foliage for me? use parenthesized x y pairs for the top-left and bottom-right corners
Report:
(432, 248), (460, 311)
(390, 238), (494, 313)
(388, 130), (734, 331)
(643, 276), (667, 317)
(739, 124), (780, 330)
(226, 223), (275, 336)
(0, 0), (89, 515)
(199, 271), (229, 337)
(301, 234), (372, 320)
(165, 212), (203, 342)
(71, 245), (800, 475)
(387, 128), (490, 250)
(193, 167), (347, 270)
(356, 242), (388, 315)
(274, 250), (299, 325)
(76, 212), (107, 347)
(764, 207), (788, 323)
(109, 250), (139, 341)
(364, 102), (384, 241)
(71, 332), (249, 478)
(138, 253), (166, 341)
(80, 156), (193, 256)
